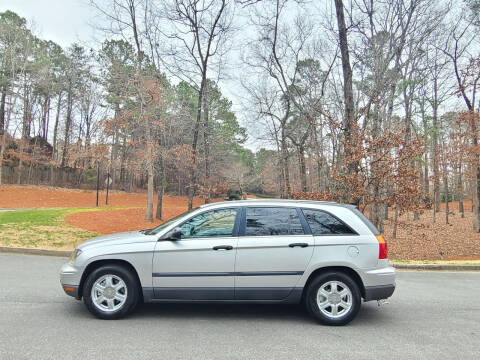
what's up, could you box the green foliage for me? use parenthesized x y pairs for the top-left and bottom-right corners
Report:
(98, 39), (136, 106)
(0, 11), (32, 89)
(226, 188), (242, 200)
(85, 168), (97, 182)
(441, 192), (453, 203)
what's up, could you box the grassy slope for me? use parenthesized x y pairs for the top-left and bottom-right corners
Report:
(0, 208), (99, 249)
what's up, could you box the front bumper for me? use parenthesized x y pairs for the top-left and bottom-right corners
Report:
(62, 284), (80, 299)
(60, 262), (82, 299)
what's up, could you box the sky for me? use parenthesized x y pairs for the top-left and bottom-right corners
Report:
(0, 0), (97, 48)
(0, 1), (470, 151)
(0, 0), (262, 149)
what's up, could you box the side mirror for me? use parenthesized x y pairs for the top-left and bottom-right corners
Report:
(166, 228), (183, 241)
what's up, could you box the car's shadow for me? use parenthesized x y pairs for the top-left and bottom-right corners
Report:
(136, 302), (310, 322)
(66, 300), (391, 326)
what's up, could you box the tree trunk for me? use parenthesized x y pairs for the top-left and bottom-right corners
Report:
(0, 126), (6, 185)
(156, 182), (164, 220)
(143, 96), (154, 222)
(0, 88), (6, 184)
(0, 89), (5, 136)
(393, 206), (399, 239)
(313, 121), (324, 191)
(119, 133), (127, 189)
(16, 139), (24, 184)
(281, 128), (290, 198)
(50, 93), (62, 185)
(457, 165), (464, 218)
(188, 76), (206, 210)
(472, 119), (480, 232)
(334, 0), (357, 187)
(444, 170), (449, 225)
(61, 89), (73, 169)
(432, 77), (441, 213)
(298, 146), (307, 192)
(145, 146), (154, 222)
(422, 104), (429, 196)
(41, 97), (49, 140)
(203, 80), (211, 204)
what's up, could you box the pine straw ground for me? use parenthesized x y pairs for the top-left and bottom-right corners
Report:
(0, 184), (210, 208)
(384, 204), (480, 260)
(0, 185), (479, 260)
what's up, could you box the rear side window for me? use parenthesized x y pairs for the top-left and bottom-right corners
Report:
(245, 207), (304, 236)
(302, 209), (357, 235)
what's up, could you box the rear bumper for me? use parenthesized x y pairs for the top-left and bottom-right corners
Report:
(362, 265), (395, 301)
(364, 284), (395, 301)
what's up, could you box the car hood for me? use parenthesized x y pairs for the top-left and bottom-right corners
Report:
(78, 231), (153, 250)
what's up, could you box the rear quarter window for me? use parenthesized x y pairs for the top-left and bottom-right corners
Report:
(349, 207), (380, 235)
(302, 208), (357, 235)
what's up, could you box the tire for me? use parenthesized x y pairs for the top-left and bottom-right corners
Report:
(83, 264), (140, 320)
(305, 271), (361, 326)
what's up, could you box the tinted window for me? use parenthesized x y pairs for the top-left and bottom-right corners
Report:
(245, 207), (304, 236)
(302, 209), (356, 235)
(179, 208), (238, 238)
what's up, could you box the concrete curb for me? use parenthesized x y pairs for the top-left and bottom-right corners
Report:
(0, 246), (70, 257)
(392, 263), (480, 271)
(1, 247), (479, 270)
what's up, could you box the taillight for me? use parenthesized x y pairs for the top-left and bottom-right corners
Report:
(376, 235), (388, 259)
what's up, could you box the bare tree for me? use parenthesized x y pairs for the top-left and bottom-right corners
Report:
(442, 14), (480, 230)
(158, 0), (234, 209)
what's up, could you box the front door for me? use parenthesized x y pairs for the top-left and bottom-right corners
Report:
(234, 207), (314, 300)
(152, 207), (239, 300)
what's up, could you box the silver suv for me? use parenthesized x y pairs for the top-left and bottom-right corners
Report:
(60, 200), (395, 325)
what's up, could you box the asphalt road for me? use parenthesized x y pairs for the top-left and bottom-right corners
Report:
(0, 254), (479, 360)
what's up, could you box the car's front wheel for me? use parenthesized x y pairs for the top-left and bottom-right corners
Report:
(83, 264), (139, 319)
(305, 272), (361, 326)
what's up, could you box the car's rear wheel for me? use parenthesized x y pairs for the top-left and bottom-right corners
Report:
(83, 264), (139, 319)
(305, 272), (361, 326)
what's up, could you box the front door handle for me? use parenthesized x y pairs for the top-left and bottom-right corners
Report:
(213, 245), (233, 251)
(289, 243), (308, 248)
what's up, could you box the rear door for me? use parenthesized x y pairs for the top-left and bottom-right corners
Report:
(234, 206), (314, 300)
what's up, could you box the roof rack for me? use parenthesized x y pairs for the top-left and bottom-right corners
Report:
(199, 198), (355, 208)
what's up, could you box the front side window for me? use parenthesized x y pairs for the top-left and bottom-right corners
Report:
(245, 207), (304, 236)
(148, 208), (197, 235)
(302, 209), (356, 235)
(179, 208), (238, 238)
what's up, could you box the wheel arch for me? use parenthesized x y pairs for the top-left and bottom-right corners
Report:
(302, 266), (366, 301)
(78, 259), (142, 301)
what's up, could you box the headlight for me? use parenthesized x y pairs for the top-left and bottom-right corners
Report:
(69, 249), (82, 265)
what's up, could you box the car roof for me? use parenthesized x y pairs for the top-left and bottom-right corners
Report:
(199, 199), (356, 209)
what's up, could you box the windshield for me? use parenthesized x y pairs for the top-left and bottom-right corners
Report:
(145, 208), (197, 235)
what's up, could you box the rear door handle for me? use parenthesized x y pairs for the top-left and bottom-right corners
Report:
(289, 243), (308, 248)
(213, 245), (233, 251)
